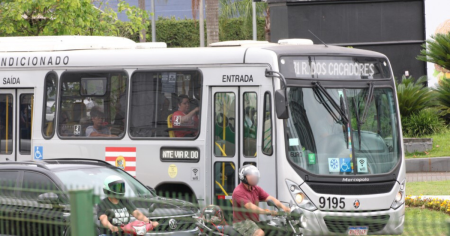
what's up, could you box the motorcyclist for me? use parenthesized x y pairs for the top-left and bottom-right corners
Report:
(232, 165), (290, 236)
(98, 175), (159, 236)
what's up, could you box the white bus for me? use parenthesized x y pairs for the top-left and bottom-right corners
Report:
(0, 36), (405, 235)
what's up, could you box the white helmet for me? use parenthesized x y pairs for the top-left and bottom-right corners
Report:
(239, 165), (260, 186)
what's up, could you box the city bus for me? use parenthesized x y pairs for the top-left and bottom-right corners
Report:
(0, 36), (405, 235)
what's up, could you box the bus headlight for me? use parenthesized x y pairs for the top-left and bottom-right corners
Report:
(391, 179), (405, 210)
(295, 193), (304, 204)
(286, 179), (317, 211)
(395, 192), (403, 202)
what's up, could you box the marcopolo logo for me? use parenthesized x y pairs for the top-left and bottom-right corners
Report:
(0, 56), (69, 67)
(342, 178), (370, 182)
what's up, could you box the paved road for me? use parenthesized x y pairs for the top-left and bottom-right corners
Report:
(406, 172), (450, 182)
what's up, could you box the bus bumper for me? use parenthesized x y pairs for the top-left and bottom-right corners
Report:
(297, 204), (405, 235)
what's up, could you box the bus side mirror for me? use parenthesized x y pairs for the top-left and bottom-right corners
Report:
(275, 89), (289, 119)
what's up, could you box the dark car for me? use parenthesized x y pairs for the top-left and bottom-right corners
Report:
(0, 159), (199, 236)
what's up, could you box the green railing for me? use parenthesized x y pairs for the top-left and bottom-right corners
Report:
(0, 184), (449, 236)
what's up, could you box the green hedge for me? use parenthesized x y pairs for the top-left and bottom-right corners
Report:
(121, 17), (267, 47)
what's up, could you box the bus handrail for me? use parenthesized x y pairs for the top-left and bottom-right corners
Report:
(214, 142), (227, 157)
(215, 181), (232, 204)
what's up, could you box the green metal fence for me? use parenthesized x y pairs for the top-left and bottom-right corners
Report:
(0, 183), (448, 236)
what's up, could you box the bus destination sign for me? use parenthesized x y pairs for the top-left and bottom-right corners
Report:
(280, 56), (391, 80)
(160, 147), (200, 162)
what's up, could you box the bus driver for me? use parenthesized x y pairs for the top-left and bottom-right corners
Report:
(171, 95), (199, 137)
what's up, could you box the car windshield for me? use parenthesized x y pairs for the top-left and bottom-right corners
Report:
(285, 87), (400, 176)
(54, 167), (154, 198)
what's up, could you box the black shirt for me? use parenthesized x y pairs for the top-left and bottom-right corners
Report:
(98, 198), (137, 226)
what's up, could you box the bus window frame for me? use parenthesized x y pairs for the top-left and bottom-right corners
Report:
(262, 91), (273, 156)
(42, 71), (58, 140)
(128, 68), (203, 141)
(56, 70), (129, 140)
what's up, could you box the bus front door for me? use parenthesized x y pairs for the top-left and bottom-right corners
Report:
(0, 89), (34, 162)
(211, 87), (260, 219)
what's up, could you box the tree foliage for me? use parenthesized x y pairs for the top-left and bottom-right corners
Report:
(434, 77), (450, 117)
(396, 75), (435, 118)
(219, 0), (269, 41)
(0, 0), (149, 37)
(417, 32), (450, 71)
(121, 17), (266, 47)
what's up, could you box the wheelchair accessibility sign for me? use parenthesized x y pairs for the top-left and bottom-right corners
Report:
(34, 146), (43, 160)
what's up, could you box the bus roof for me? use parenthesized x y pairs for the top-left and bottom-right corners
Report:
(0, 36), (388, 68)
(0, 36), (167, 52)
(263, 44), (387, 58)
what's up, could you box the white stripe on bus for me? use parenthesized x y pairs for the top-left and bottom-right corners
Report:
(105, 152), (136, 157)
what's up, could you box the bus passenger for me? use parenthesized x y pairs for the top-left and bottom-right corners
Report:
(171, 95), (199, 137)
(86, 107), (116, 137)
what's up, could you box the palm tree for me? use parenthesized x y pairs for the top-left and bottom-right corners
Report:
(206, 0), (219, 45)
(417, 32), (450, 71)
(396, 75), (435, 118)
(219, 0), (269, 41)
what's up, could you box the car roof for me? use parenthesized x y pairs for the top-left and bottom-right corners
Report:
(0, 159), (115, 172)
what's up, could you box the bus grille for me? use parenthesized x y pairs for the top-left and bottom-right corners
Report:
(152, 216), (197, 232)
(324, 215), (390, 234)
(307, 181), (396, 195)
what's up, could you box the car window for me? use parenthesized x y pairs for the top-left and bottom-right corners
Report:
(21, 171), (59, 200)
(53, 167), (153, 198)
(0, 171), (19, 197)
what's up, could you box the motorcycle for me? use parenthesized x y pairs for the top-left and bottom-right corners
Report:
(119, 220), (154, 236)
(194, 200), (305, 236)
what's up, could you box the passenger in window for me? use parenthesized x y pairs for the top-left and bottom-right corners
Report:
(86, 107), (116, 137)
(244, 107), (255, 128)
(171, 95), (199, 137)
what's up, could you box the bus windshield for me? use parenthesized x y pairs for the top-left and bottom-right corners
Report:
(285, 86), (400, 176)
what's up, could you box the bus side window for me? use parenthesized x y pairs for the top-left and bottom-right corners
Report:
(262, 92), (273, 155)
(129, 71), (202, 139)
(58, 71), (128, 139)
(42, 72), (57, 139)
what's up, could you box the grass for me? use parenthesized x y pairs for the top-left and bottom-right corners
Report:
(406, 180), (450, 196)
(405, 129), (450, 158)
(399, 208), (450, 236)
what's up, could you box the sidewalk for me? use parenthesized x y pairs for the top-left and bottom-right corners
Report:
(406, 172), (450, 182)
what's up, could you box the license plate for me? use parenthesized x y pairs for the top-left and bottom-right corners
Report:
(348, 226), (368, 235)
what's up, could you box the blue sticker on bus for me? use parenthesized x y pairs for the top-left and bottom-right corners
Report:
(34, 146), (43, 160)
(339, 158), (352, 173)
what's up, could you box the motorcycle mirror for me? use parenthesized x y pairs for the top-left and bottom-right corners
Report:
(290, 208), (303, 219)
(148, 203), (156, 213)
(267, 200), (276, 208)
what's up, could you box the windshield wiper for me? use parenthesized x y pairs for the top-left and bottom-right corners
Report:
(353, 83), (374, 150)
(340, 95), (349, 149)
(312, 82), (349, 124)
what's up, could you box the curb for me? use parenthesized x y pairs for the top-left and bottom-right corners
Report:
(410, 195), (450, 200)
(406, 157), (450, 173)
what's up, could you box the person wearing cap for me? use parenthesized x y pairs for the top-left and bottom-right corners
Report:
(98, 175), (158, 236)
(232, 165), (290, 236)
(86, 106), (116, 137)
